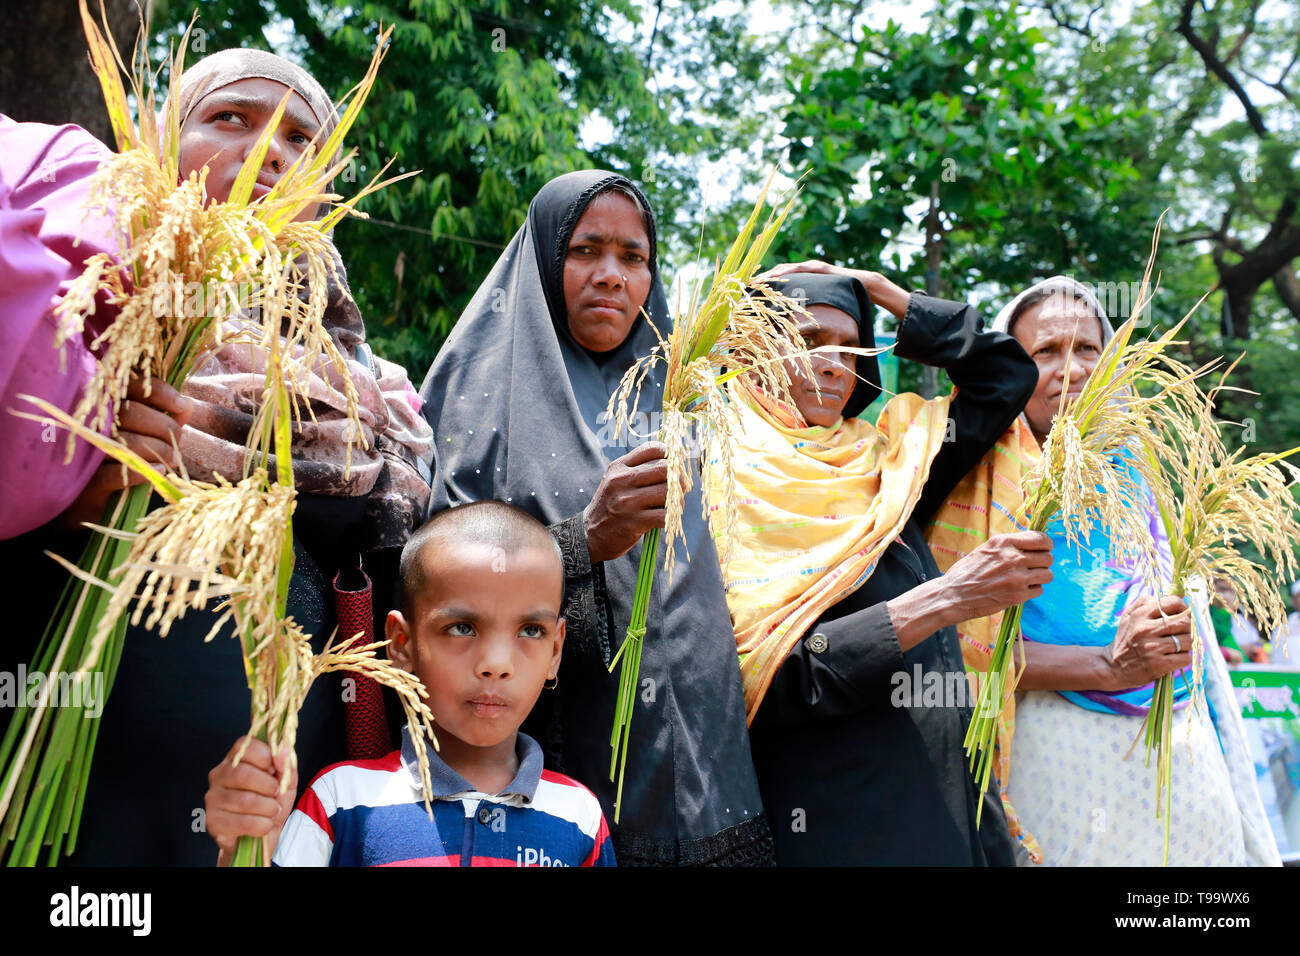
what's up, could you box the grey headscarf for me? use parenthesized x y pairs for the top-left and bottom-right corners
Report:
(174, 48), (337, 141)
(173, 48), (341, 199)
(418, 170), (769, 860)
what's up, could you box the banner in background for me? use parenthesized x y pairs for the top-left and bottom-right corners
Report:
(859, 330), (898, 423)
(1230, 665), (1300, 863)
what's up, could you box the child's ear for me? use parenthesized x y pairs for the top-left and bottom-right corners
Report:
(385, 610), (413, 672)
(550, 616), (565, 675)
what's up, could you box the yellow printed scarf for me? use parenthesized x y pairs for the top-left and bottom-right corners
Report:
(706, 381), (951, 724)
(923, 417), (1043, 862)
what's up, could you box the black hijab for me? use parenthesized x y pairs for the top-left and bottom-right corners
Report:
(766, 272), (881, 418)
(418, 170), (769, 862)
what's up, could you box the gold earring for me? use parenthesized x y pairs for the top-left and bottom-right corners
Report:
(544, 674), (558, 690)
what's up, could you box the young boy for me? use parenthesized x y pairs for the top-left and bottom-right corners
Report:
(209, 500), (614, 866)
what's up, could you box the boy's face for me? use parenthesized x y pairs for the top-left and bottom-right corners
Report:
(178, 76), (322, 221)
(387, 542), (564, 757)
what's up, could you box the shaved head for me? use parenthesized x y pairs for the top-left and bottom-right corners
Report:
(399, 501), (563, 620)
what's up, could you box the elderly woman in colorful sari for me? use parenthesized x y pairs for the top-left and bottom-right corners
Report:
(419, 170), (775, 865)
(710, 260), (1049, 864)
(925, 275), (1279, 865)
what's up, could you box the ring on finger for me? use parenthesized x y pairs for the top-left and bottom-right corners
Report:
(1171, 634), (1181, 653)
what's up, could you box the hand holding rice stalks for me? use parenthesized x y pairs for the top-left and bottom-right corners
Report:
(1136, 359), (1300, 863)
(11, 403), (439, 866)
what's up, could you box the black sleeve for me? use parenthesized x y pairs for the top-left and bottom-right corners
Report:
(548, 512), (614, 666)
(892, 294), (1037, 523)
(753, 602), (906, 728)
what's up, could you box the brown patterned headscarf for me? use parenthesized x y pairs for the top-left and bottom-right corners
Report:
(179, 258), (434, 551)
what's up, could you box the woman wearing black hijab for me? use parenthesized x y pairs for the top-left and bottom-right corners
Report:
(419, 170), (774, 865)
(723, 261), (1046, 864)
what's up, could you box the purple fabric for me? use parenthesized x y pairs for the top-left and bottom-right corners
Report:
(1068, 688), (1191, 717)
(0, 116), (117, 539)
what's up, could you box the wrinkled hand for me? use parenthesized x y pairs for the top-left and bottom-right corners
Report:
(758, 259), (879, 288)
(1105, 595), (1192, 689)
(583, 442), (668, 565)
(942, 531), (1055, 623)
(205, 736), (297, 866)
(885, 531), (1053, 652)
(59, 376), (194, 529)
(755, 260), (911, 318)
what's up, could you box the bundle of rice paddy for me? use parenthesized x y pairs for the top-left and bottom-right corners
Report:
(1136, 358), (1300, 863)
(601, 170), (825, 822)
(964, 221), (1211, 821)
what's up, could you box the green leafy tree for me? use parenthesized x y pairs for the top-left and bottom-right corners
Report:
(1023, 0), (1300, 452)
(773, 6), (1155, 392)
(151, 0), (770, 372)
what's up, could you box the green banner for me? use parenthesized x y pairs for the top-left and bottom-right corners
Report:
(859, 330), (898, 423)
(1229, 666), (1300, 720)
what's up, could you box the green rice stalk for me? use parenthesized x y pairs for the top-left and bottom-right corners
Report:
(602, 170), (813, 823)
(1136, 374), (1300, 863)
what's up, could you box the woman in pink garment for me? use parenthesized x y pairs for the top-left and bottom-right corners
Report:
(0, 115), (190, 540)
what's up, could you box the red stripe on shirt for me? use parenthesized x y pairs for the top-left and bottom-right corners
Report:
(298, 786), (334, 842)
(583, 814), (611, 866)
(305, 749), (402, 789)
(374, 856), (520, 867)
(376, 855), (459, 867)
(539, 768), (586, 789)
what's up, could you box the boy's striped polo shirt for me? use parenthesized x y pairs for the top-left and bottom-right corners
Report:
(272, 729), (615, 867)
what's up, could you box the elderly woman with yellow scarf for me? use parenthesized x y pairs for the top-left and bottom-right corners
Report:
(708, 260), (1047, 865)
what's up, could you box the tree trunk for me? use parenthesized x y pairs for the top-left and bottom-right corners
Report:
(1274, 266), (1300, 322)
(0, 0), (144, 147)
(1216, 195), (1300, 339)
(1220, 281), (1256, 341)
(921, 180), (942, 398)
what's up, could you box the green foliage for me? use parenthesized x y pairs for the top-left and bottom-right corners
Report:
(773, 4), (1158, 290)
(766, 0), (1300, 457)
(153, 0), (766, 374)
